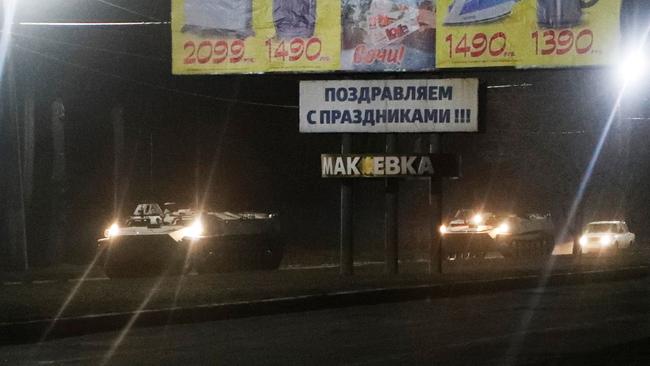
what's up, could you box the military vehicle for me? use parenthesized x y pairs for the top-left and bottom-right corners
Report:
(440, 209), (555, 260)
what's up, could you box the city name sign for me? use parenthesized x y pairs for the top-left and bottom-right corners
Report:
(321, 154), (460, 178)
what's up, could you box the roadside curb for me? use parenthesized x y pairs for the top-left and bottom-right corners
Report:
(1, 265), (647, 346)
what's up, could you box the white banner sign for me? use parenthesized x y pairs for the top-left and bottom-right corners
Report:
(300, 79), (478, 133)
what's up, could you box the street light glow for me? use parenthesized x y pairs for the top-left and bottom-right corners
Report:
(618, 50), (647, 85)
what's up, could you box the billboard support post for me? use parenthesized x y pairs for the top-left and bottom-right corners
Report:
(340, 133), (353, 275)
(429, 134), (443, 275)
(385, 134), (399, 274)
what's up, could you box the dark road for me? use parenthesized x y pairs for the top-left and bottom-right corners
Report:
(3, 273), (650, 365)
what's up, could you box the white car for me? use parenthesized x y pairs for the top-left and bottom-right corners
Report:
(578, 221), (635, 253)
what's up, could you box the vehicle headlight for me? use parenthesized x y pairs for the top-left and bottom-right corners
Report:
(104, 223), (119, 238)
(439, 225), (448, 235)
(579, 235), (587, 246)
(600, 235), (612, 246)
(471, 214), (483, 225)
(495, 222), (510, 235)
(184, 218), (204, 239)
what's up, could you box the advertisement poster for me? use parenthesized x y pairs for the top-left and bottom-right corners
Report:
(300, 79), (478, 133)
(172, 1), (621, 74)
(519, 0), (621, 67)
(435, 0), (524, 68)
(340, 0), (437, 71)
(436, 0), (622, 68)
(172, 0), (341, 74)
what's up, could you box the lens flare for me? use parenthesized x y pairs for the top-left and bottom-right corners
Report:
(104, 223), (120, 238)
(496, 222), (510, 235)
(184, 218), (203, 239)
(439, 225), (447, 234)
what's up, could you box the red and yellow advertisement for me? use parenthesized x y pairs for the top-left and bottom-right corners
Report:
(172, 0), (341, 74)
(172, 0), (621, 74)
(519, 0), (621, 67)
(435, 0), (524, 67)
(436, 0), (621, 68)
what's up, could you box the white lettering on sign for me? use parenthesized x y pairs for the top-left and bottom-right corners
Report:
(320, 154), (460, 178)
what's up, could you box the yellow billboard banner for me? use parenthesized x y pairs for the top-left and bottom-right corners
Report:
(172, 0), (340, 74)
(436, 0), (621, 69)
(519, 0), (621, 67)
(435, 0), (525, 68)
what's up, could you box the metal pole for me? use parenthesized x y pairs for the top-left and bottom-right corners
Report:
(429, 133), (442, 275)
(23, 83), (35, 206)
(340, 133), (353, 275)
(111, 106), (124, 219)
(7, 47), (29, 270)
(385, 134), (398, 274)
(51, 98), (66, 263)
(149, 132), (154, 196)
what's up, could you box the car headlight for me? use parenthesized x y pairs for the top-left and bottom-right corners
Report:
(104, 223), (119, 238)
(600, 235), (612, 246)
(439, 225), (447, 235)
(184, 218), (204, 239)
(495, 222), (510, 235)
(471, 214), (483, 225)
(579, 235), (587, 246)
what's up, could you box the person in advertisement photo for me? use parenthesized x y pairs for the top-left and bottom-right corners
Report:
(341, 0), (436, 71)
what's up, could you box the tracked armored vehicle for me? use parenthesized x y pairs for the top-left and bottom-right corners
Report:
(98, 203), (282, 278)
(440, 209), (555, 260)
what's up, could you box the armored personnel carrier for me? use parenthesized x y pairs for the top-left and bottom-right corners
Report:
(98, 203), (282, 278)
(440, 209), (555, 260)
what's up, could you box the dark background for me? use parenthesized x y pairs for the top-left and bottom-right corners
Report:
(1, 0), (649, 268)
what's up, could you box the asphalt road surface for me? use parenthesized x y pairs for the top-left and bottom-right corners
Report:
(2, 271), (650, 365)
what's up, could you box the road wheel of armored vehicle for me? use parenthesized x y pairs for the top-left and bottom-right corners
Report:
(509, 240), (520, 258)
(541, 235), (555, 256)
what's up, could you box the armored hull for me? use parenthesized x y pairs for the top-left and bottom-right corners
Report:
(98, 204), (282, 277)
(441, 210), (555, 260)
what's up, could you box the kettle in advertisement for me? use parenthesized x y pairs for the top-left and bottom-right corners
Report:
(537, 0), (599, 28)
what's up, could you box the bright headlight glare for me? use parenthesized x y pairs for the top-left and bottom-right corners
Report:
(104, 223), (119, 238)
(600, 235), (612, 246)
(496, 222), (510, 234)
(471, 214), (483, 225)
(439, 225), (447, 234)
(579, 235), (587, 246)
(185, 219), (204, 239)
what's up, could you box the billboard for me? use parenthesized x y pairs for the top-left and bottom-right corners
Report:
(300, 79), (479, 133)
(171, 0), (622, 74)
